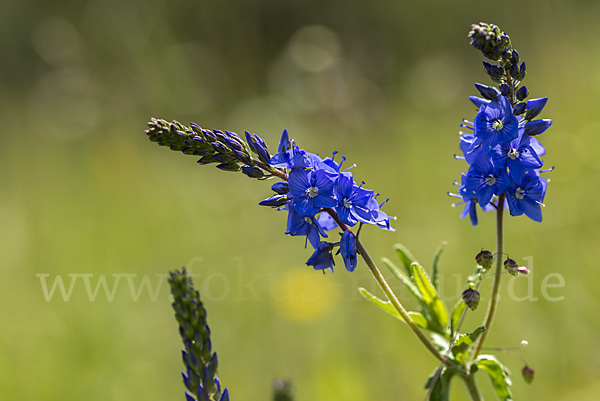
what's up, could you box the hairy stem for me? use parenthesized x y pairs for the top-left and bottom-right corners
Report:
(473, 193), (505, 359)
(462, 374), (484, 401)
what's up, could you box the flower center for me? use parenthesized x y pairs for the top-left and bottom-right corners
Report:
(343, 198), (352, 208)
(304, 216), (312, 224)
(485, 175), (496, 186)
(515, 187), (524, 200)
(307, 186), (319, 198)
(508, 148), (519, 160)
(492, 120), (504, 131)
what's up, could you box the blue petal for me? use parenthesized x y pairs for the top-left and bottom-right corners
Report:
(278, 129), (290, 153)
(520, 198), (543, 222)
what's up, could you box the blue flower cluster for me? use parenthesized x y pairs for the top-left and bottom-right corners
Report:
(451, 83), (552, 224)
(257, 129), (394, 272)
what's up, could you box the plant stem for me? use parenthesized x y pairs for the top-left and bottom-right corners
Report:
(462, 374), (484, 401)
(355, 237), (451, 365)
(472, 193), (505, 359)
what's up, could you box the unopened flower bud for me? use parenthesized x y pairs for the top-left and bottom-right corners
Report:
(500, 84), (510, 97)
(513, 102), (527, 115)
(271, 182), (289, 194)
(516, 85), (529, 101)
(241, 165), (264, 178)
(474, 83), (500, 100)
(476, 250), (494, 270)
(462, 288), (480, 311)
(258, 195), (288, 207)
(522, 365), (534, 384)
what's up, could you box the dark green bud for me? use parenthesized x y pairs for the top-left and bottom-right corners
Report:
(475, 250), (493, 270)
(462, 288), (480, 311)
(522, 365), (534, 384)
(216, 163), (241, 172)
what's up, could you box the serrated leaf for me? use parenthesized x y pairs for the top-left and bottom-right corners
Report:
(451, 334), (472, 364)
(411, 263), (449, 333)
(476, 355), (513, 401)
(431, 241), (447, 290)
(394, 243), (418, 276)
(450, 299), (466, 336)
(382, 257), (421, 300)
(424, 367), (455, 401)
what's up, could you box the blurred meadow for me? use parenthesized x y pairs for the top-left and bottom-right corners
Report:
(1, 0), (599, 400)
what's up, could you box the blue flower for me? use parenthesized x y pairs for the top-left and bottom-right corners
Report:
(334, 173), (376, 226)
(450, 173), (495, 225)
(288, 168), (337, 216)
(464, 155), (510, 206)
(506, 174), (546, 222)
(490, 128), (543, 180)
(472, 95), (519, 152)
(306, 242), (335, 272)
(285, 204), (327, 249)
(340, 231), (357, 272)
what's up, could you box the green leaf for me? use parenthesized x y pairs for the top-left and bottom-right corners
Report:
(424, 367), (455, 401)
(450, 299), (466, 336)
(451, 334), (472, 364)
(358, 288), (402, 320)
(411, 263), (449, 333)
(394, 243), (418, 276)
(381, 257), (421, 301)
(431, 241), (447, 290)
(468, 326), (486, 343)
(358, 288), (440, 332)
(476, 355), (513, 401)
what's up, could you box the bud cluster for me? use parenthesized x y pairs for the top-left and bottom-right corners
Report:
(146, 118), (279, 180)
(169, 269), (230, 401)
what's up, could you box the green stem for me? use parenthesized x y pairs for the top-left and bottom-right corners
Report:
(472, 193), (505, 359)
(355, 238), (451, 365)
(462, 374), (484, 401)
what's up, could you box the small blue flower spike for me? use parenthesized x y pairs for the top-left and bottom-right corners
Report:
(451, 26), (552, 224)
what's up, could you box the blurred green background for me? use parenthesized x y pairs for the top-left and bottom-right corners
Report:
(1, 0), (598, 400)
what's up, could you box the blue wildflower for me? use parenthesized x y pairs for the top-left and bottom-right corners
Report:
(464, 155), (510, 207)
(285, 204), (327, 249)
(450, 173), (495, 226)
(490, 128), (542, 180)
(288, 168), (337, 217)
(506, 174), (547, 222)
(334, 173), (376, 226)
(306, 242), (335, 272)
(340, 231), (357, 272)
(472, 95), (519, 152)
